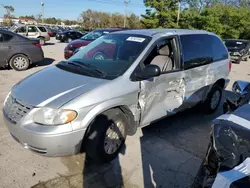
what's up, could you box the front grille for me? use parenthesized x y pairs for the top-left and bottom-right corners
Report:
(3, 94), (33, 124)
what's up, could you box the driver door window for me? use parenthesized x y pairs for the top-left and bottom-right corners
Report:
(143, 38), (179, 73)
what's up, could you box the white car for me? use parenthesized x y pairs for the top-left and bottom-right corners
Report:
(10, 24), (50, 45)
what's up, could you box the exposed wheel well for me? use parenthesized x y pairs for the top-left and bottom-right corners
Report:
(80, 106), (137, 153)
(214, 79), (226, 89)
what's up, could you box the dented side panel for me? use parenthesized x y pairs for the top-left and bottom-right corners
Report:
(139, 59), (229, 127)
(183, 59), (229, 107)
(139, 71), (185, 126)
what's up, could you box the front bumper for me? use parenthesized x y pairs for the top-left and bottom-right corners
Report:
(3, 111), (86, 157)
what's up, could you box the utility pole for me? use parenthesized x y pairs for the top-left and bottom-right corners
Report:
(41, 2), (44, 23)
(177, 0), (181, 26)
(124, 0), (130, 28)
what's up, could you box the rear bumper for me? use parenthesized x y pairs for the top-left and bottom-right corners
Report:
(30, 49), (44, 63)
(3, 111), (86, 157)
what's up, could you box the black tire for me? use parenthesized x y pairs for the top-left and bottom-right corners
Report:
(9, 54), (30, 71)
(67, 38), (72, 43)
(203, 85), (222, 114)
(85, 108), (127, 163)
(39, 37), (45, 45)
(235, 59), (241, 64)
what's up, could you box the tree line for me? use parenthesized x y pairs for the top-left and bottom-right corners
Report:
(141, 0), (250, 39)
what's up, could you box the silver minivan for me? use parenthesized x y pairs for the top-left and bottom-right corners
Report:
(10, 24), (50, 45)
(2, 29), (231, 163)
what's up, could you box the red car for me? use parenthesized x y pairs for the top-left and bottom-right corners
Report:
(64, 28), (127, 59)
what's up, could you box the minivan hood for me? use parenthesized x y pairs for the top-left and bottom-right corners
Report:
(11, 65), (109, 108)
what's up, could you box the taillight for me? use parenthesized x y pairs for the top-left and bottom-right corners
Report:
(229, 60), (232, 72)
(33, 43), (41, 48)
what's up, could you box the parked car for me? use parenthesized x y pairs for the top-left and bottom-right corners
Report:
(64, 28), (126, 59)
(9, 24), (50, 45)
(2, 29), (230, 163)
(224, 39), (250, 64)
(0, 30), (44, 71)
(55, 31), (83, 43)
(47, 27), (57, 37)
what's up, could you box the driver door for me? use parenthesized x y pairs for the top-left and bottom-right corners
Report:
(138, 37), (186, 126)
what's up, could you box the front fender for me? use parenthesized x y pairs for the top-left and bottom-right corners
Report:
(80, 97), (137, 135)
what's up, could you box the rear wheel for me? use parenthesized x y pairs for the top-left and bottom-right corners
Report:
(9, 54), (30, 71)
(85, 109), (127, 163)
(203, 85), (222, 114)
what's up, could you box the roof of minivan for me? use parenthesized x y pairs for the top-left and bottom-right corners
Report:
(114, 28), (213, 37)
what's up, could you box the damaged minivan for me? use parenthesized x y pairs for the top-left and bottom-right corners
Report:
(2, 29), (231, 163)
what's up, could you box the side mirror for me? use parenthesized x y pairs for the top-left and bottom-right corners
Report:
(232, 80), (250, 96)
(136, 64), (161, 81)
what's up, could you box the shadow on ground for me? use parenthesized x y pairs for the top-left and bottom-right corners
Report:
(32, 58), (55, 68)
(43, 42), (55, 46)
(31, 91), (234, 188)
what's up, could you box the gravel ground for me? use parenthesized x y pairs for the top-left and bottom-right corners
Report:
(0, 38), (249, 188)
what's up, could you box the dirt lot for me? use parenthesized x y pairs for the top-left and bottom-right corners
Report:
(0, 38), (250, 188)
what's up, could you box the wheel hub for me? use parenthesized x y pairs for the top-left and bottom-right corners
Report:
(13, 57), (27, 68)
(104, 121), (125, 154)
(211, 90), (221, 109)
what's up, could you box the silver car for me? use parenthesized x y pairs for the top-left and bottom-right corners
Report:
(10, 24), (50, 45)
(2, 29), (231, 163)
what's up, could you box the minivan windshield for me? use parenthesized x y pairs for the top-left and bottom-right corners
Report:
(62, 34), (151, 79)
(225, 40), (247, 49)
(81, 31), (106, 41)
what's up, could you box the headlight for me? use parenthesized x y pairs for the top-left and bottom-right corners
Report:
(233, 52), (240, 56)
(33, 107), (77, 125)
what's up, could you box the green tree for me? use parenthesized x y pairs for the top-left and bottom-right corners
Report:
(141, 0), (180, 28)
(1, 5), (15, 26)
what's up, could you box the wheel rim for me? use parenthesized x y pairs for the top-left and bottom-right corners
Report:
(211, 90), (221, 109)
(104, 121), (125, 154)
(13, 57), (28, 69)
(94, 53), (105, 60)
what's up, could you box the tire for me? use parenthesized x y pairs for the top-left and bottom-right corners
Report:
(85, 108), (127, 163)
(67, 38), (72, 43)
(39, 37), (45, 45)
(203, 85), (222, 114)
(9, 54), (30, 71)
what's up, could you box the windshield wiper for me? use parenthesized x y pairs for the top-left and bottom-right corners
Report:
(67, 60), (107, 76)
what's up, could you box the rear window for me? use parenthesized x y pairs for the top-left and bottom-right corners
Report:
(38, 27), (47, 32)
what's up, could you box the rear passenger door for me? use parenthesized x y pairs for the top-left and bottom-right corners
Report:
(27, 26), (39, 38)
(180, 34), (229, 108)
(0, 32), (14, 65)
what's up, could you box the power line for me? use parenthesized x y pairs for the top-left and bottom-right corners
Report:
(85, 0), (145, 8)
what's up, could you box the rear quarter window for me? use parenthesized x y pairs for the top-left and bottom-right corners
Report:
(38, 27), (47, 32)
(211, 35), (229, 61)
